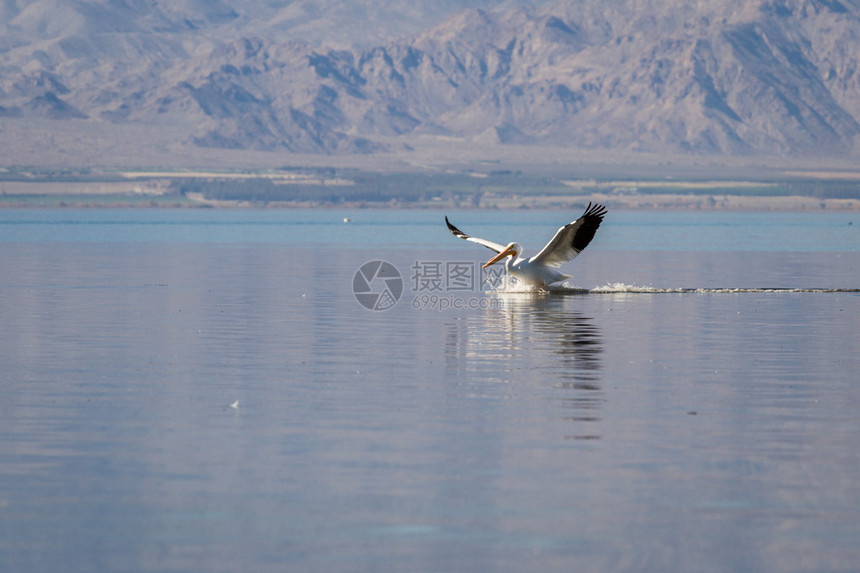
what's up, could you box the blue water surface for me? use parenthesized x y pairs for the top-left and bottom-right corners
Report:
(1, 208), (859, 573)
(1, 208), (857, 251)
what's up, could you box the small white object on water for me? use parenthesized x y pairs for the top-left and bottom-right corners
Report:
(343, 217), (351, 223)
(229, 400), (240, 409)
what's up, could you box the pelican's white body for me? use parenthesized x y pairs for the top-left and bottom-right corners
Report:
(501, 243), (571, 288)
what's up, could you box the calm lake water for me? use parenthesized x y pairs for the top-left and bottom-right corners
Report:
(1, 208), (859, 572)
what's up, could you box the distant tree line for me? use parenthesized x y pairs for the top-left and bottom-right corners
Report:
(170, 173), (860, 204)
(169, 171), (529, 204)
(171, 177), (434, 204)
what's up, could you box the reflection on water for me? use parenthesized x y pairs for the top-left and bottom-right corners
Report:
(445, 292), (604, 439)
(2, 228), (860, 573)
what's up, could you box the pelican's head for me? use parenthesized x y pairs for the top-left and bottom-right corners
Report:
(482, 242), (520, 269)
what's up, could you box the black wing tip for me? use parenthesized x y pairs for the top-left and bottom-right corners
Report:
(583, 201), (608, 220)
(564, 201), (607, 253)
(445, 215), (468, 239)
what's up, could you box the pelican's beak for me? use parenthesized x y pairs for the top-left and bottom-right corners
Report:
(482, 246), (516, 269)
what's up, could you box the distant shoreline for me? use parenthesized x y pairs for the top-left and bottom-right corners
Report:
(3, 167), (860, 211)
(2, 193), (859, 211)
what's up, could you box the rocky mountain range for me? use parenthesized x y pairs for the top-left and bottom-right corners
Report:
(1, 0), (859, 162)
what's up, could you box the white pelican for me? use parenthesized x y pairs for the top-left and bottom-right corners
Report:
(445, 202), (608, 288)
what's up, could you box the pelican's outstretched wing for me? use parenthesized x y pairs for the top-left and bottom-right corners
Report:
(530, 202), (607, 267)
(445, 216), (507, 254)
